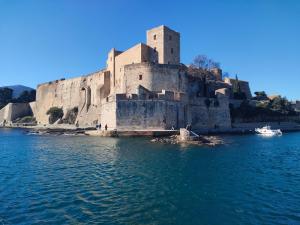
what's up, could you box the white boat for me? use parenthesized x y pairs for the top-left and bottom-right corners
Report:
(255, 126), (282, 136)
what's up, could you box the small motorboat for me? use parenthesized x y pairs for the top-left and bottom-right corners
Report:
(255, 126), (282, 136)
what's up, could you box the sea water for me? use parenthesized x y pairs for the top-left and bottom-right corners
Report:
(0, 128), (300, 225)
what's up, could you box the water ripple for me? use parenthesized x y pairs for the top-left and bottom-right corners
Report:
(0, 130), (300, 224)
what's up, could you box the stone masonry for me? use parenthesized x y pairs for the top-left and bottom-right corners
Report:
(33, 25), (236, 131)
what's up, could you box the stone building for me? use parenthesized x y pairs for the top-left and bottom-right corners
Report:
(224, 77), (252, 99)
(34, 25), (236, 131)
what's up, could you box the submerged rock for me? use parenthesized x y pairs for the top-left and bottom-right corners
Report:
(151, 135), (224, 146)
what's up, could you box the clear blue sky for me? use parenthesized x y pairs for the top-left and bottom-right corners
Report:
(0, 0), (299, 99)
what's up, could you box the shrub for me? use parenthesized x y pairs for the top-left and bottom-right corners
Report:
(254, 91), (267, 97)
(230, 99), (299, 122)
(62, 107), (78, 124)
(46, 107), (64, 124)
(14, 116), (36, 124)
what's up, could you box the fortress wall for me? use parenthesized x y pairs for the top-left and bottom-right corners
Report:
(187, 96), (231, 130)
(124, 63), (186, 94)
(100, 100), (117, 129)
(35, 71), (106, 125)
(224, 78), (252, 99)
(146, 25), (180, 65)
(115, 100), (178, 130)
(0, 103), (33, 123)
(162, 26), (180, 65)
(29, 102), (37, 117)
(113, 96), (231, 131)
(114, 44), (145, 93)
(114, 44), (157, 93)
(106, 48), (123, 91)
(36, 77), (82, 124)
(239, 81), (252, 99)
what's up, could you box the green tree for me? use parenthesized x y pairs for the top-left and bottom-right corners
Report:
(232, 75), (246, 100)
(46, 107), (64, 124)
(254, 91), (267, 97)
(0, 88), (13, 109)
(14, 90), (36, 103)
(270, 96), (292, 114)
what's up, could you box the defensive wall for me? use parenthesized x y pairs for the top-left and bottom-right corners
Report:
(0, 103), (33, 124)
(99, 90), (231, 131)
(35, 70), (110, 126)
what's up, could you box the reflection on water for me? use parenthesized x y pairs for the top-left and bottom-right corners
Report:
(0, 129), (300, 225)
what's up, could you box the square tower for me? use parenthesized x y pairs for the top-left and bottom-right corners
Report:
(146, 25), (180, 65)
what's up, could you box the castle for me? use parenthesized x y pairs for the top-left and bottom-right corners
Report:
(2, 25), (253, 132)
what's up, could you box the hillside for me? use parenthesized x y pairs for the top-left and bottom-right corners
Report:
(2, 85), (34, 98)
(0, 85), (36, 109)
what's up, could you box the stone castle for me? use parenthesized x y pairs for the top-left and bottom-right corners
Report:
(1, 25), (253, 132)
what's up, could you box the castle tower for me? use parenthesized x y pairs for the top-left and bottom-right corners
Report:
(146, 25), (180, 65)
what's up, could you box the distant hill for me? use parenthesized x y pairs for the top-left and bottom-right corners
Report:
(1, 85), (35, 98)
(0, 85), (36, 109)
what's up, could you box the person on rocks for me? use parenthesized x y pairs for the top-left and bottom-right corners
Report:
(105, 124), (108, 131)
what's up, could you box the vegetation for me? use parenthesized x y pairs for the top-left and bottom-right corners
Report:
(254, 91), (267, 97)
(252, 91), (268, 100)
(230, 96), (298, 122)
(14, 116), (37, 124)
(0, 88), (36, 110)
(62, 107), (78, 124)
(0, 88), (13, 109)
(191, 55), (220, 70)
(46, 107), (64, 124)
(12, 90), (36, 103)
(232, 75), (247, 100)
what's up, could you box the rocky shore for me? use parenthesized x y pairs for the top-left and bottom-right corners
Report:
(151, 134), (224, 146)
(25, 128), (87, 136)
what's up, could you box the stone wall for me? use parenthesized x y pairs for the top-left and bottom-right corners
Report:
(101, 93), (231, 131)
(124, 63), (186, 94)
(187, 96), (231, 131)
(146, 25), (180, 65)
(224, 77), (252, 99)
(35, 70), (110, 126)
(115, 99), (186, 130)
(0, 103), (33, 123)
(114, 44), (157, 93)
(100, 98), (117, 130)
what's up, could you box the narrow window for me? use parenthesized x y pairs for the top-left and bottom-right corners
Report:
(171, 48), (174, 54)
(139, 74), (143, 80)
(153, 34), (156, 40)
(169, 35), (172, 40)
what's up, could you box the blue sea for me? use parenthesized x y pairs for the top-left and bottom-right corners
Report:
(0, 129), (300, 225)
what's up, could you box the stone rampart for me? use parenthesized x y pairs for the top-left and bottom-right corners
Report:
(0, 103), (33, 124)
(35, 70), (110, 126)
(124, 63), (186, 94)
